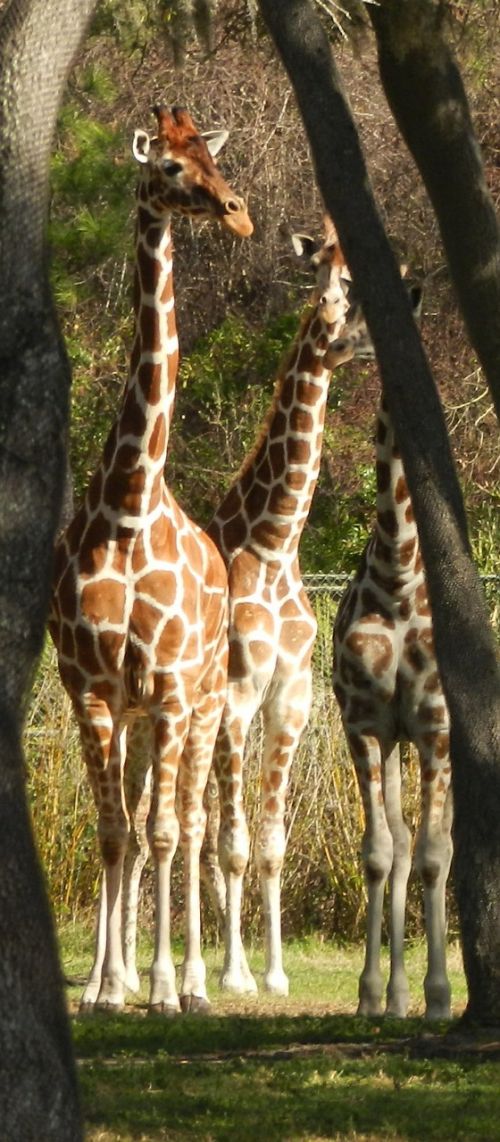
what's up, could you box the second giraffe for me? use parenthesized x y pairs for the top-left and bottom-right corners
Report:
(208, 219), (357, 994)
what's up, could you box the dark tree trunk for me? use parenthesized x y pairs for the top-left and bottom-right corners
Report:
(0, 0), (96, 1135)
(258, 0), (500, 1023)
(368, 0), (500, 1028)
(369, 0), (500, 420)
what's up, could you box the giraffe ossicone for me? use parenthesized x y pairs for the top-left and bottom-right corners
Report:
(49, 105), (252, 1015)
(332, 284), (453, 1021)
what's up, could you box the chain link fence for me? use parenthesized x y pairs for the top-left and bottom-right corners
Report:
(304, 570), (500, 689)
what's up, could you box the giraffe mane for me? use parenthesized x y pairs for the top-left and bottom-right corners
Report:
(233, 307), (316, 483)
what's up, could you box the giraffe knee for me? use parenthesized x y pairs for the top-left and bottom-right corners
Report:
(98, 816), (129, 866)
(257, 854), (283, 878)
(148, 815), (180, 862)
(256, 826), (286, 878)
(100, 837), (126, 866)
(218, 819), (249, 876)
(362, 835), (393, 884)
(365, 860), (388, 885)
(414, 833), (452, 887)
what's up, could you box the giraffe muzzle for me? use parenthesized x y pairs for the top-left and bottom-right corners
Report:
(221, 196), (254, 237)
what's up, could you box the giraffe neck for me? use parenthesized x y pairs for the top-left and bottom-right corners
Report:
(367, 397), (423, 587)
(100, 193), (178, 521)
(213, 307), (337, 562)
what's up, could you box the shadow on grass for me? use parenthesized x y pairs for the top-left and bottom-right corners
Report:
(75, 1011), (500, 1142)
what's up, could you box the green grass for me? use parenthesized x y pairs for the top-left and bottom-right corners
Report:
(56, 927), (500, 1142)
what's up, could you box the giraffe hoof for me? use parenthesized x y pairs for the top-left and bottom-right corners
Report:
(180, 994), (211, 1015)
(148, 1001), (180, 1018)
(78, 1000), (96, 1016)
(94, 1000), (125, 1014)
(264, 971), (289, 997)
(124, 968), (141, 994)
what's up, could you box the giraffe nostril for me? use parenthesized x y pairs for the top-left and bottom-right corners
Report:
(224, 197), (244, 215)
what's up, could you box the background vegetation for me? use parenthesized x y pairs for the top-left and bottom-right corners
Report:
(26, 0), (500, 947)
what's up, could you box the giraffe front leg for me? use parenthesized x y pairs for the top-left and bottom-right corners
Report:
(79, 713), (129, 1011)
(121, 721), (151, 991)
(256, 818), (289, 997)
(384, 747), (412, 1017)
(257, 679), (312, 996)
(415, 731), (453, 1020)
(216, 700), (258, 995)
(147, 709), (190, 1016)
(122, 812), (150, 994)
(177, 696), (229, 1014)
(122, 720), (152, 993)
(97, 844), (128, 1009)
(200, 768), (227, 935)
(351, 733), (394, 1017)
(80, 878), (107, 1010)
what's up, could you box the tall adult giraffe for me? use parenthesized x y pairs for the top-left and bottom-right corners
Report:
(207, 219), (355, 995)
(332, 290), (453, 1020)
(49, 105), (253, 1015)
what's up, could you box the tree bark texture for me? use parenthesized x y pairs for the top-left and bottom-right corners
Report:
(258, 0), (500, 1023)
(0, 0), (96, 1135)
(369, 0), (500, 1028)
(370, 0), (500, 422)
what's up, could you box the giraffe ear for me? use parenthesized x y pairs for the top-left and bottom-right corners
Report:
(202, 129), (229, 158)
(291, 233), (319, 262)
(132, 130), (151, 164)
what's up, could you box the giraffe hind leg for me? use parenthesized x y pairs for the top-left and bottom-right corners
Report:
(122, 719), (153, 993)
(80, 880), (107, 1010)
(349, 733), (395, 1017)
(415, 733), (453, 1020)
(216, 694), (259, 995)
(79, 714), (130, 1010)
(384, 746), (412, 1017)
(257, 678), (313, 996)
(200, 768), (227, 934)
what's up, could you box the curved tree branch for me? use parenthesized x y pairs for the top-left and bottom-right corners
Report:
(369, 0), (500, 422)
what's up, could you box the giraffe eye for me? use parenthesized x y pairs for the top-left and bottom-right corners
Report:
(163, 159), (183, 178)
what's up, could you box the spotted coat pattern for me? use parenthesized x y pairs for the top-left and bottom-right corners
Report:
(49, 106), (252, 1014)
(206, 226), (354, 995)
(333, 391), (453, 1020)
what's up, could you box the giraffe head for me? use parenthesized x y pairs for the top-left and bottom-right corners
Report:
(132, 105), (253, 237)
(291, 217), (350, 334)
(331, 277), (423, 362)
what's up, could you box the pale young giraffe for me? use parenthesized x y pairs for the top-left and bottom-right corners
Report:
(206, 220), (356, 995)
(332, 291), (453, 1020)
(49, 105), (252, 1014)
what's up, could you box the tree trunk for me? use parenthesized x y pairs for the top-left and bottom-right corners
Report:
(369, 0), (500, 421)
(0, 0), (96, 1135)
(258, 0), (500, 1023)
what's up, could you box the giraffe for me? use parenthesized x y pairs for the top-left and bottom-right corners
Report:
(332, 288), (453, 1020)
(49, 105), (253, 1014)
(206, 219), (357, 995)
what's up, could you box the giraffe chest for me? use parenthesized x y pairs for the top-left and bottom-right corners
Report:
(50, 501), (224, 702)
